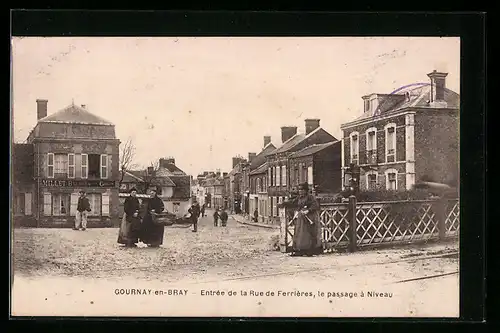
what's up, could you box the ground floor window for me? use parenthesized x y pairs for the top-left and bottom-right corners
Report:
(52, 193), (70, 216)
(87, 193), (102, 216)
(367, 172), (378, 190)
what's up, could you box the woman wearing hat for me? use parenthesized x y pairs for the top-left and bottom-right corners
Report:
(139, 187), (165, 247)
(117, 187), (141, 247)
(279, 182), (322, 256)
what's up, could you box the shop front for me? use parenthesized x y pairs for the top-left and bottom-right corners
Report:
(37, 178), (118, 228)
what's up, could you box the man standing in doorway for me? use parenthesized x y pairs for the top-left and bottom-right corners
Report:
(74, 190), (91, 231)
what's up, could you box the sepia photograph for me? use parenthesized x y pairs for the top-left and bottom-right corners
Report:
(10, 36), (460, 317)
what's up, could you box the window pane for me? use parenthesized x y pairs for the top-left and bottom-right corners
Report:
(48, 153), (54, 165)
(81, 155), (88, 166)
(69, 154), (75, 165)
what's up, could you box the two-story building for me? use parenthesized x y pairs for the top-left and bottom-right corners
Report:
(22, 100), (120, 227)
(228, 156), (247, 213)
(340, 70), (459, 192)
(265, 119), (338, 223)
(248, 136), (276, 222)
(288, 141), (342, 194)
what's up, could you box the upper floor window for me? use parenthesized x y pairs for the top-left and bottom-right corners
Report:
(366, 128), (377, 154)
(47, 152), (107, 179)
(364, 99), (370, 113)
(54, 153), (68, 177)
(385, 123), (397, 163)
(349, 132), (359, 165)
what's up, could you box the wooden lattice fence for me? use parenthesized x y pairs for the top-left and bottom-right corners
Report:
(280, 197), (459, 253)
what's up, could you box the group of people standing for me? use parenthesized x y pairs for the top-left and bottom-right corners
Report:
(117, 187), (166, 248)
(212, 207), (228, 227)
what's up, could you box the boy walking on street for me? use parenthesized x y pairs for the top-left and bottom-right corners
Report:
(74, 190), (91, 230)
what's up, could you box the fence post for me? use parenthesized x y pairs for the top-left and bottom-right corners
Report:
(348, 195), (357, 252)
(279, 207), (288, 253)
(436, 198), (447, 240)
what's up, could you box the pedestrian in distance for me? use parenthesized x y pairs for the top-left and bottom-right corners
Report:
(253, 208), (259, 223)
(200, 203), (206, 217)
(74, 190), (91, 231)
(213, 207), (220, 227)
(219, 208), (228, 227)
(278, 182), (322, 257)
(188, 199), (201, 232)
(117, 187), (141, 247)
(139, 188), (165, 248)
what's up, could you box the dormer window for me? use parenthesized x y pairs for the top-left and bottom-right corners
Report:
(364, 99), (370, 113)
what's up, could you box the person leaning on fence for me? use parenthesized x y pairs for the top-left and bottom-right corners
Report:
(219, 208), (228, 227)
(278, 182), (322, 257)
(117, 187), (141, 247)
(213, 207), (220, 227)
(74, 190), (91, 231)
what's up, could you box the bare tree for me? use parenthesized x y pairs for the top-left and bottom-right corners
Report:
(119, 137), (138, 188)
(141, 159), (160, 194)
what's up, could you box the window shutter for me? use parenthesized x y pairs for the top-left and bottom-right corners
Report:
(47, 153), (54, 178)
(81, 154), (88, 179)
(102, 193), (110, 216)
(70, 193), (79, 216)
(24, 193), (32, 215)
(100, 154), (108, 179)
(43, 192), (52, 216)
(68, 154), (75, 178)
(282, 165), (287, 186)
(308, 166), (314, 185)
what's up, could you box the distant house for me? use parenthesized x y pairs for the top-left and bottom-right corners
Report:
(340, 70), (459, 191)
(119, 157), (192, 217)
(247, 136), (276, 222)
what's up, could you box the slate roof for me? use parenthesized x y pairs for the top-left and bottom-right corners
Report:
(38, 103), (114, 126)
(249, 143), (276, 170)
(271, 133), (306, 155)
(289, 141), (339, 159)
(249, 162), (269, 175)
(349, 85), (460, 123)
(169, 175), (191, 199)
(124, 170), (176, 187)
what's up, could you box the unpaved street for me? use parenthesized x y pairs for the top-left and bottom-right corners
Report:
(11, 212), (459, 317)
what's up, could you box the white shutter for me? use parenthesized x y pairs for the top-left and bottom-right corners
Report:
(100, 154), (108, 179)
(47, 153), (54, 178)
(43, 192), (52, 216)
(307, 166), (313, 185)
(70, 193), (79, 216)
(24, 193), (32, 215)
(282, 165), (287, 186)
(68, 154), (75, 178)
(81, 154), (88, 179)
(102, 193), (110, 216)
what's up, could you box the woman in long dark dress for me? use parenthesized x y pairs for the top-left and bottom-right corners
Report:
(279, 183), (322, 256)
(118, 188), (142, 247)
(140, 188), (165, 247)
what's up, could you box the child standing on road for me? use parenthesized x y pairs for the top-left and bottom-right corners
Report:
(220, 208), (228, 227)
(213, 207), (220, 227)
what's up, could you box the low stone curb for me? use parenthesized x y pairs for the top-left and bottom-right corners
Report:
(230, 215), (279, 229)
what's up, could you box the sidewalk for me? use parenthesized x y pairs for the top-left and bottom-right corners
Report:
(230, 214), (280, 229)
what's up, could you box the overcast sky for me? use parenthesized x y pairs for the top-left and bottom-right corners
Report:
(11, 37), (459, 176)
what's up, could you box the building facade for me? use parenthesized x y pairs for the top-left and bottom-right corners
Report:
(265, 119), (338, 223)
(340, 70), (460, 191)
(21, 100), (120, 227)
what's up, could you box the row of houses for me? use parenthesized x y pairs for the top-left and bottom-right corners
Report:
(200, 69), (459, 224)
(12, 100), (192, 227)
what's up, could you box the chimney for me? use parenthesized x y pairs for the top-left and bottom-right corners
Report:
(280, 126), (297, 143)
(81, 104), (86, 109)
(427, 70), (448, 104)
(216, 171), (221, 177)
(147, 166), (154, 175)
(223, 172), (228, 177)
(248, 152), (257, 163)
(36, 99), (48, 120)
(305, 119), (320, 135)
(263, 136), (271, 147)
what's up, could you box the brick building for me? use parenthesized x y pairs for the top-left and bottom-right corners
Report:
(265, 119), (338, 223)
(340, 70), (460, 191)
(20, 100), (120, 227)
(288, 141), (342, 194)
